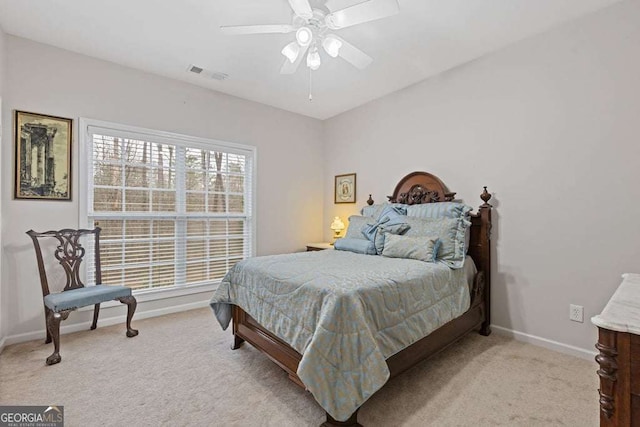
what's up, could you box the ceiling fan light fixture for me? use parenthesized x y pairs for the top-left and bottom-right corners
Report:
(296, 27), (313, 47)
(221, 0), (397, 80)
(324, 14), (342, 30)
(307, 49), (321, 71)
(322, 36), (342, 58)
(281, 41), (300, 63)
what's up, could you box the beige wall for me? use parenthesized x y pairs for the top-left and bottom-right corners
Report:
(1, 36), (324, 340)
(0, 24), (4, 95)
(3, 1), (639, 355)
(323, 0), (640, 354)
(0, 25), (5, 342)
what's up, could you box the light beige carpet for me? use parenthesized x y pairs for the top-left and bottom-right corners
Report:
(0, 308), (599, 426)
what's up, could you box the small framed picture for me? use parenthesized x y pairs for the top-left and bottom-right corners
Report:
(14, 111), (73, 200)
(335, 173), (356, 204)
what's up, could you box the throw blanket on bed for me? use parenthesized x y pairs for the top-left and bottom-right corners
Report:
(210, 250), (470, 421)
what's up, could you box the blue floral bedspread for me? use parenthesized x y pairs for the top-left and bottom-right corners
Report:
(210, 250), (470, 421)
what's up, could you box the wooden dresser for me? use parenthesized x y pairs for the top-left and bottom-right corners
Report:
(592, 273), (640, 426)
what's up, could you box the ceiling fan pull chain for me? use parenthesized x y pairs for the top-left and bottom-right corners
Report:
(308, 68), (313, 102)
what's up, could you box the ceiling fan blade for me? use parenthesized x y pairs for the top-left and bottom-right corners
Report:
(220, 24), (295, 35)
(288, 0), (313, 19)
(326, 0), (399, 29)
(280, 45), (309, 74)
(333, 36), (373, 69)
(323, 0), (352, 13)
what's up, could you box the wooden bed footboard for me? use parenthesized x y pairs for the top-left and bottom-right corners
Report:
(231, 267), (488, 387)
(230, 172), (493, 427)
(231, 272), (487, 426)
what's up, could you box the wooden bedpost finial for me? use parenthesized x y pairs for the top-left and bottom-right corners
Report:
(367, 194), (374, 206)
(480, 186), (492, 208)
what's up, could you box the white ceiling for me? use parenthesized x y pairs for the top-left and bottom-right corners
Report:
(0, 0), (623, 119)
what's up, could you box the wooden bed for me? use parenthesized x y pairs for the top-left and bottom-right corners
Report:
(229, 171), (492, 427)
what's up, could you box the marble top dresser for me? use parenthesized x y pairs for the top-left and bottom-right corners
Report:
(592, 273), (640, 426)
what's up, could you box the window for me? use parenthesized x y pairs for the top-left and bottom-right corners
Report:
(80, 119), (255, 292)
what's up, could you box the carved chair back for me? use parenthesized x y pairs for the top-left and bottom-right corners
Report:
(27, 227), (103, 298)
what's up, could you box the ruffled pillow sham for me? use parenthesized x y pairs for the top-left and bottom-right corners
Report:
(402, 216), (470, 269)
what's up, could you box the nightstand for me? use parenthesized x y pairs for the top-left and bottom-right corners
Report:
(306, 243), (334, 251)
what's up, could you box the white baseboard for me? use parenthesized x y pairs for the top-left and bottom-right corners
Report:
(2, 307), (597, 363)
(3, 300), (210, 348)
(492, 325), (596, 361)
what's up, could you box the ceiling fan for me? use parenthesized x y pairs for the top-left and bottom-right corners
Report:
(220, 0), (400, 75)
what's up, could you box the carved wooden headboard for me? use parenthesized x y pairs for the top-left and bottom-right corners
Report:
(387, 171), (457, 204)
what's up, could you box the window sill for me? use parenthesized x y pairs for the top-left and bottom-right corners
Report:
(78, 281), (219, 312)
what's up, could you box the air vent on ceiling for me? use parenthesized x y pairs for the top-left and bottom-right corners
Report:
(187, 64), (229, 81)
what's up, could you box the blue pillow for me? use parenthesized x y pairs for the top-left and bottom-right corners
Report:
(343, 216), (371, 240)
(375, 223), (411, 254)
(403, 216), (470, 269)
(406, 202), (472, 219)
(334, 238), (377, 255)
(406, 202), (473, 254)
(361, 203), (408, 218)
(381, 234), (442, 263)
(361, 205), (410, 254)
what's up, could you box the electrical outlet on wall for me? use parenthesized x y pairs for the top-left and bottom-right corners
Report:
(570, 304), (584, 323)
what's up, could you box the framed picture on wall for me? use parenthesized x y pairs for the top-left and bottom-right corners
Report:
(334, 173), (356, 204)
(14, 110), (73, 201)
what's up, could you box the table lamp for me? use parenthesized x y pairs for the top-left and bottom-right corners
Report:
(330, 216), (345, 243)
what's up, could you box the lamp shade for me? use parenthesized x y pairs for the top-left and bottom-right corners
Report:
(330, 216), (345, 233)
(281, 41), (300, 63)
(322, 35), (342, 58)
(296, 27), (313, 47)
(307, 49), (321, 70)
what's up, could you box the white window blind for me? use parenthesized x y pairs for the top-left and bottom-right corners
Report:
(81, 121), (255, 291)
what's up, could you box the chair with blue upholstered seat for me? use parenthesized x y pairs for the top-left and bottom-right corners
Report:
(27, 227), (138, 365)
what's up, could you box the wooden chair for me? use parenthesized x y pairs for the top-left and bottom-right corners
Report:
(27, 227), (138, 365)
